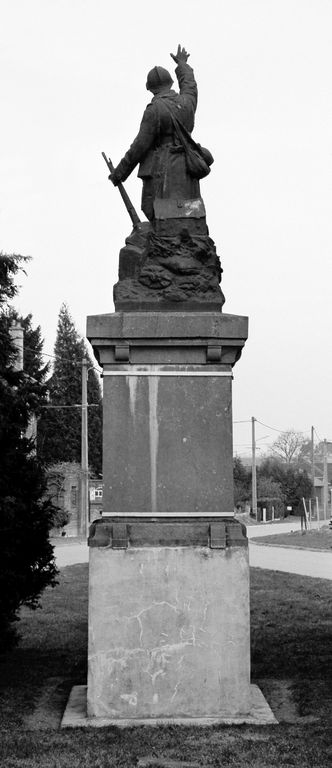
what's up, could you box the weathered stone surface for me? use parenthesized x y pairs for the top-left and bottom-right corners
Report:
(87, 310), (248, 340)
(101, 366), (234, 515)
(87, 545), (251, 719)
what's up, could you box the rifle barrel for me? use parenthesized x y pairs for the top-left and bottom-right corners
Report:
(102, 152), (141, 227)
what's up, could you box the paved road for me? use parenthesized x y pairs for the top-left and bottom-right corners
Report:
(249, 541), (332, 580)
(54, 542), (89, 567)
(53, 535), (332, 580)
(246, 521), (302, 538)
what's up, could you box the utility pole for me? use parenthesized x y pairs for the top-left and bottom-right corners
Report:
(323, 438), (328, 521)
(251, 416), (257, 520)
(81, 358), (89, 537)
(311, 425), (315, 491)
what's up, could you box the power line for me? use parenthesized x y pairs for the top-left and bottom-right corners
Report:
(255, 419), (313, 437)
(234, 435), (271, 447)
(23, 345), (102, 375)
(255, 419), (289, 433)
(256, 420), (329, 443)
(234, 418), (311, 435)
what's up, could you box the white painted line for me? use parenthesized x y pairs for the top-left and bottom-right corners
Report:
(103, 370), (232, 377)
(101, 512), (234, 518)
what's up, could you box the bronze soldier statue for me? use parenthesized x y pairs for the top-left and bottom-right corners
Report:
(109, 45), (204, 222)
(106, 45), (223, 310)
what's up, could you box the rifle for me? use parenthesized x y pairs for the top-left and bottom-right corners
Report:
(102, 152), (141, 227)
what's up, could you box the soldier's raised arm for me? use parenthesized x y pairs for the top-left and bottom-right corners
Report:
(170, 44), (197, 114)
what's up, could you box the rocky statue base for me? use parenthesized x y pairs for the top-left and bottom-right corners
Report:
(60, 310), (276, 727)
(113, 219), (225, 311)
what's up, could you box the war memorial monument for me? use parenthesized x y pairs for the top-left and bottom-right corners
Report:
(62, 45), (276, 726)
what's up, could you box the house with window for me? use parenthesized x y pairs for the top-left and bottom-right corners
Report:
(46, 463), (103, 536)
(89, 480), (104, 521)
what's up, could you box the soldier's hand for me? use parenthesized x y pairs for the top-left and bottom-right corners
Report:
(170, 44), (190, 64)
(108, 171), (119, 187)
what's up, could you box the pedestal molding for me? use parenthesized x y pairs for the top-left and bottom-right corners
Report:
(87, 311), (248, 368)
(88, 517), (248, 549)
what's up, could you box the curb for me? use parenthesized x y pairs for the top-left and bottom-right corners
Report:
(250, 541), (331, 553)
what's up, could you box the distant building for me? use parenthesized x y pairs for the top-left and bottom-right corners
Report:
(46, 462), (103, 536)
(313, 462), (332, 511)
(89, 479), (104, 521)
(311, 441), (332, 511)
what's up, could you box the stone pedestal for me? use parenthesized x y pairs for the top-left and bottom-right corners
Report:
(60, 310), (274, 725)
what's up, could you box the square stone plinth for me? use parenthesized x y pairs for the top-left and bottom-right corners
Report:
(87, 543), (251, 720)
(62, 683), (277, 726)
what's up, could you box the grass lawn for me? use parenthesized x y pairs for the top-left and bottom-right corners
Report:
(252, 527), (332, 550)
(0, 564), (331, 767)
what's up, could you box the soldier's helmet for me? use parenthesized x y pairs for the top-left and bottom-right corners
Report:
(146, 66), (174, 93)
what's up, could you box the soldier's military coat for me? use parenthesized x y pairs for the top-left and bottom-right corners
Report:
(112, 62), (200, 221)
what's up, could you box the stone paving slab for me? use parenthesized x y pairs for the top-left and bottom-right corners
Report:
(61, 684), (277, 728)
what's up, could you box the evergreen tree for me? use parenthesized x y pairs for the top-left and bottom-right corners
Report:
(0, 253), (58, 651)
(233, 456), (251, 505)
(38, 303), (102, 475)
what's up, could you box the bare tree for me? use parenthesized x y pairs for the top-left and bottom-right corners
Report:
(270, 430), (305, 464)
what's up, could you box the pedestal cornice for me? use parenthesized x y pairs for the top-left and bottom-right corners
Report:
(87, 311), (248, 368)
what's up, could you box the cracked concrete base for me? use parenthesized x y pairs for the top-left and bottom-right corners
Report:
(61, 684), (277, 727)
(88, 547), (252, 720)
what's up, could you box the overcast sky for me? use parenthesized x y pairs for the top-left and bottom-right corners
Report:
(1, 0), (331, 455)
